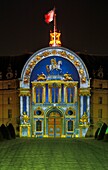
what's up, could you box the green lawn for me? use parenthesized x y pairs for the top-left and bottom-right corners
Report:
(0, 138), (108, 170)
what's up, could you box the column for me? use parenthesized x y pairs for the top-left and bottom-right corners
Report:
(48, 87), (50, 103)
(20, 96), (23, 116)
(32, 86), (34, 102)
(62, 117), (65, 136)
(87, 96), (90, 123)
(50, 87), (52, 103)
(74, 86), (77, 103)
(32, 86), (36, 103)
(26, 96), (30, 116)
(44, 115), (47, 137)
(80, 95), (83, 118)
(54, 88), (56, 103)
(48, 85), (52, 103)
(64, 85), (67, 103)
(42, 85), (46, 103)
(58, 86), (61, 103)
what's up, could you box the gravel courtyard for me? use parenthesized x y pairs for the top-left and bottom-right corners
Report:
(0, 138), (108, 170)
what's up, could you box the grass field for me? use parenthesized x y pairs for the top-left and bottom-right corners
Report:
(0, 138), (108, 170)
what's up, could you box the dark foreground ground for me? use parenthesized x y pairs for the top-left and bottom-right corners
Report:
(0, 138), (108, 170)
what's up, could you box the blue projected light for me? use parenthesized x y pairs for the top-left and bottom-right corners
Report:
(23, 96), (26, 112)
(83, 96), (87, 112)
(30, 56), (79, 83)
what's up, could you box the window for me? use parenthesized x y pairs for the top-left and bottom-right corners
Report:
(67, 87), (74, 103)
(36, 120), (42, 131)
(52, 87), (58, 103)
(98, 97), (102, 104)
(8, 97), (12, 104)
(36, 110), (41, 115)
(0, 72), (2, 79)
(98, 109), (102, 118)
(68, 120), (73, 131)
(8, 109), (12, 118)
(36, 87), (43, 103)
(99, 83), (102, 89)
(68, 110), (74, 115)
(8, 83), (11, 89)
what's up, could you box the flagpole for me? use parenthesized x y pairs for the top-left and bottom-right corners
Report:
(54, 7), (56, 46)
(45, 7), (61, 47)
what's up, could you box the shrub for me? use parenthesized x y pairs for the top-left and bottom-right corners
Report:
(0, 127), (4, 141)
(7, 123), (16, 139)
(97, 123), (107, 140)
(1, 124), (11, 140)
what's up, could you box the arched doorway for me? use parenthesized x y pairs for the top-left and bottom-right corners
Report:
(48, 112), (62, 137)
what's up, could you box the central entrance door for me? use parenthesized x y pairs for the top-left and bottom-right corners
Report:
(48, 112), (62, 137)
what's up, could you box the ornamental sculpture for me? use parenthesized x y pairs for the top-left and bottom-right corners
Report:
(37, 72), (46, 81)
(46, 58), (62, 73)
(22, 112), (29, 124)
(63, 72), (73, 81)
(80, 112), (88, 124)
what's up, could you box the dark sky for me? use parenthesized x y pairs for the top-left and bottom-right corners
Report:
(0, 0), (108, 56)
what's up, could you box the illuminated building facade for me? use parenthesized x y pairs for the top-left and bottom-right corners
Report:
(19, 46), (91, 137)
(0, 76), (19, 136)
(91, 79), (108, 136)
(19, 14), (91, 137)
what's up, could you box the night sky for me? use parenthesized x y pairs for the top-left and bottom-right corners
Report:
(0, 0), (108, 56)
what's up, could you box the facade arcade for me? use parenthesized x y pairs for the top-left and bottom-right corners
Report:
(19, 47), (91, 138)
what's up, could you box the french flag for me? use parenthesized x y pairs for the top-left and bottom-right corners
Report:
(45, 9), (54, 24)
